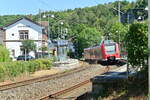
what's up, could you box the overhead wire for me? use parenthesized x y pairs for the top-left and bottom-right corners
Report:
(35, 0), (58, 11)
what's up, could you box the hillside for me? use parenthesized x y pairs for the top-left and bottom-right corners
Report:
(0, 0), (147, 57)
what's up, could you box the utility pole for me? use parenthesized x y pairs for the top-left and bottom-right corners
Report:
(118, 0), (121, 23)
(43, 14), (55, 40)
(118, 0), (121, 45)
(37, 9), (41, 58)
(48, 15), (50, 40)
(148, 0), (150, 94)
(25, 49), (27, 61)
(126, 12), (130, 78)
(118, 0), (129, 78)
(127, 13), (130, 30)
(39, 9), (43, 58)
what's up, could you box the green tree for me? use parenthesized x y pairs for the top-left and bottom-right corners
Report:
(109, 22), (128, 43)
(73, 24), (102, 57)
(40, 46), (48, 52)
(22, 40), (36, 54)
(135, 0), (148, 9)
(125, 22), (148, 71)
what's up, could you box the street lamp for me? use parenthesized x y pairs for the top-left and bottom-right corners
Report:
(145, 7), (148, 11)
(43, 14), (55, 40)
(137, 7), (148, 22)
(118, 0), (121, 23)
(43, 14), (66, 40)
(138, 16), (144, 21)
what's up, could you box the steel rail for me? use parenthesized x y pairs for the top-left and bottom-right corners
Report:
(39, 80), (91, 100)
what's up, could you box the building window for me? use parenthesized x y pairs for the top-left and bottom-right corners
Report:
(19, 30), (29, 40)
(12, 33), (14, 36)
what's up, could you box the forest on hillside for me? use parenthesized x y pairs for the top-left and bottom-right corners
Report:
(0, 0), (148, 57)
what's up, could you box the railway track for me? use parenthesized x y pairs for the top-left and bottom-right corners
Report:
(39, 63), (127, 100)
(39, 80), (91, 100)
(0, 61), (122, 100)
(39, 66), (122, 100)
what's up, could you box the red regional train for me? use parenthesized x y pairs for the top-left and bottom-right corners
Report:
(84, 40), (120, 63)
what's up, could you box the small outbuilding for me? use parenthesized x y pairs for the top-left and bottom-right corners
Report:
(48, 39), (75, 61)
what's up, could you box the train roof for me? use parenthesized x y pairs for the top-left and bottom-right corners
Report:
(84, 46), (100, 50)
(103, 40), (115, 45)
(84, 40), (116, 50)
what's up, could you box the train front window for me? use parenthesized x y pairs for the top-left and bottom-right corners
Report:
(105, 44), (115, 54)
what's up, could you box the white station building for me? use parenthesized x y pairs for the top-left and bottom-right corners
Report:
(2, 17), (48, 59)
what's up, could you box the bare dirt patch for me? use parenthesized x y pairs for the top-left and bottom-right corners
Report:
(31, 68), (60, 77)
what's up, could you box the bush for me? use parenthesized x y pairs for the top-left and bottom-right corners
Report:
(0, 65), (6, 81)
(0, 45), (11, 62)
(0, 59), (52, 81)
(125, 22), (148, 71)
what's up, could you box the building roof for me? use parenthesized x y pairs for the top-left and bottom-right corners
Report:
(3, 17), (43, 28)
(38, 21), (49, 27)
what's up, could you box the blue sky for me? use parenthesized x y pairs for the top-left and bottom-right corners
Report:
(0, 0), (136, 15)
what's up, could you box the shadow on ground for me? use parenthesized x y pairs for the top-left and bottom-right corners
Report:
(97, 76), (148, 100)
(99, 60), (126, 67)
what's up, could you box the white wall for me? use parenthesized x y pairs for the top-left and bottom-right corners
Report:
(6, 42), (22, 58)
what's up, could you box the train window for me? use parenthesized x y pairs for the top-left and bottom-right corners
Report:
(104, 40), (114, 45)
(105, 45), (116, 54)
